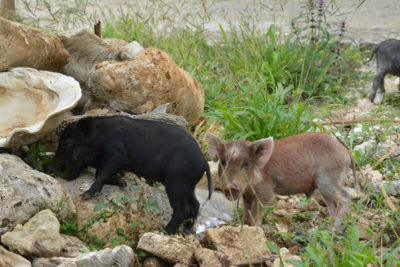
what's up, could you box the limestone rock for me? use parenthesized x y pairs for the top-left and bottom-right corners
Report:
(361, 164), (383, 184)
(205, 225), (271, 265)
(137, 232), (196, 264)
(61, 234), (90, 257)
(354, 139), (377, 154)
(0, 211), (89, 259)
(0, 245), (31, 267)
(57, 29), (125, 87)
(372, 181), (400, 196)
(1, 209), (66, 258)
(142, 256), (169, 267)
(55, 171), (167, 245)
(89, 48), (205, 125)
(56, 30), (145, 112)
(0, 16), (69, 72)
(272, 247), (302, 267)
(194, 248), (228, 267)
(120, 41), (144, 60)
(0, 154), (75, 235)
(0, 67), (81, 148)
(193, 188), (234, 238)
(376, 142), (400, 158)
(32, 245), (134, 267)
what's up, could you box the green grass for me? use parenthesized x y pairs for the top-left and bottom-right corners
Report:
(100, 9), (363, 140)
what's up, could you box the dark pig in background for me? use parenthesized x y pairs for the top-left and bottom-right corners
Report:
(207, 132), (360, 227)
(49, 115), (212, 234)
(366, 39), (400, 103)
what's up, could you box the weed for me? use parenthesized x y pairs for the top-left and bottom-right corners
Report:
(77, 189), (160, 253)
(25, 143), (52, 172)
(302, 225), (400, 266)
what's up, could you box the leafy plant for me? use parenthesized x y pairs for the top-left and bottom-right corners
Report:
(302, 225), (400, 266)
(25, 143), (52, 171)
(209, 82), (319, 141)
(77, 190), (160, 251)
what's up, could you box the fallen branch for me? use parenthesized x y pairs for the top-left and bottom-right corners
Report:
(235, 256), (277, 266)
(379, 184), (397, 211)
(372, 145), (398, 169)
(321, 118), (400, 126)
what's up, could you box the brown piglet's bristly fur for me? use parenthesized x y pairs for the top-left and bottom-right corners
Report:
(206, 132), (360, 226)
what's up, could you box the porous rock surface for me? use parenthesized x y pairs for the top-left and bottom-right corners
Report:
(1, 209), (87, 259)
(32, 245), (134, 267)
(89, 47), (205, 125)
(0, 16), (69, 72)
(0, 67), (82, 148)
(0, 245), (31, 267)
(55, 171), (168, 245)
(137, 232), (197, 264)
(194, 248), (227, 267)
(0, 154), (75, 235)
(57, 29), (126, 87)
(205, 225), (271, 265)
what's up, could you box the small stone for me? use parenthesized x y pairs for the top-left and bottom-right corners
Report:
(137, 232), (195, 264)
(120, 41), (144, 60)
(194, 248), (227, 267)
(205, 225), (271, 265)
(272, 247), (302, 267)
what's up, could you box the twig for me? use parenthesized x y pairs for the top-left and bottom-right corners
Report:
(235, 256), (277, 266)
(379, 184), (397, 211)
(372, 145), (398, 169)
(322, 119), (400, 126)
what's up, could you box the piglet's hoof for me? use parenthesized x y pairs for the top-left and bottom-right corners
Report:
(81, 191), (94, 200)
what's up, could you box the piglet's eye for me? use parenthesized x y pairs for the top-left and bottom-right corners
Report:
(220, 159), (226, 166)
(241, 161), (250, 169)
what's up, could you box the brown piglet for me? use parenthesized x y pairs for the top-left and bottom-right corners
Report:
(206, 132), (360, 226)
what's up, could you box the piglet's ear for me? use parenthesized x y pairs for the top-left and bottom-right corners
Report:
(252, 137), (274, 168)
(77, 117), (96, 141)
(206, 132), (224, 161)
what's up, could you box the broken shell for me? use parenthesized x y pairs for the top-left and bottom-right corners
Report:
(0, 67), (81, 148)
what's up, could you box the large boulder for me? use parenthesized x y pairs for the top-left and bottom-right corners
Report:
(0, 16), (69, 72)
(55, 170), (167, 245)
(57, 30), (144, 112)
(57, 29), (131, 87)
(0, 154), (75, 235)
(89, 48), (205, 125)
(1, 209), (88, 259)
(0, 68), (81, 148)
(55, 167), (233, 245)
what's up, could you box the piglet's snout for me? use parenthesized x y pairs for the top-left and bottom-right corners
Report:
(224, 182), (240, 200)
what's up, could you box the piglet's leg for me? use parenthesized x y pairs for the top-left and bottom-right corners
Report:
(82, 164), (120, 200)
(242, 194), (252, 225)
(248, 184), (274, 226)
